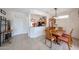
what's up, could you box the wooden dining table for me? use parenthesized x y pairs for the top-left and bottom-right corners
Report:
(52, 30), (65, 44)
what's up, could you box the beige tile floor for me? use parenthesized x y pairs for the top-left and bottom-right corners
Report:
(0, 34), (79, 50)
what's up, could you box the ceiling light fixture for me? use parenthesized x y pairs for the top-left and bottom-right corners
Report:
(54, 15), (69, 19)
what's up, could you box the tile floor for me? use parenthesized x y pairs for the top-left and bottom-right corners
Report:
(0, 34), (79, 50)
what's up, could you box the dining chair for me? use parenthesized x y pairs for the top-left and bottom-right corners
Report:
(58, 29), (73, 50)
(45, 28), (56, 48)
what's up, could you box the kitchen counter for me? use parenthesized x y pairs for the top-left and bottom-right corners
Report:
(28, 26), (46, 38)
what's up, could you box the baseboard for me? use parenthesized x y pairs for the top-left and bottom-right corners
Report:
(12, 33), (28, 37)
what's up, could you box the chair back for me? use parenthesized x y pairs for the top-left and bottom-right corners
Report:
(69, 29), (73, 35)
(68, 29), (73, 45)
(45, 27), (56, 40)
(45, 28), (52, 39)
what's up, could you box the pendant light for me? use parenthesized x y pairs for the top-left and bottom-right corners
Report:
(54, 8), (57, 17)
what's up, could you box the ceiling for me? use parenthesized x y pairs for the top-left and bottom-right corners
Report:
(4, 8), (77, 16)
(34, 8), (77, 15)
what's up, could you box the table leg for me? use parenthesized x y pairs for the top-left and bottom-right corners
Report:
(55, 38), (60, 45)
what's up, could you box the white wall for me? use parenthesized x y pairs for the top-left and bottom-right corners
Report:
(8, 11), (29, 36)
(69, 9), (79, 39)
(56, 9), (79, 39)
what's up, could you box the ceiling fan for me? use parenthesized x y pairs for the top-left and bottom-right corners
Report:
(54, 8), (69, 19)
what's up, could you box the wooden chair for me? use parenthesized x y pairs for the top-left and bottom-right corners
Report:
(58, 29), (73, 50)
(45, 28), (56, 48)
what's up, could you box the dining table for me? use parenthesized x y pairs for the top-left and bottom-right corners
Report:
(52, 30), (65, 44)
